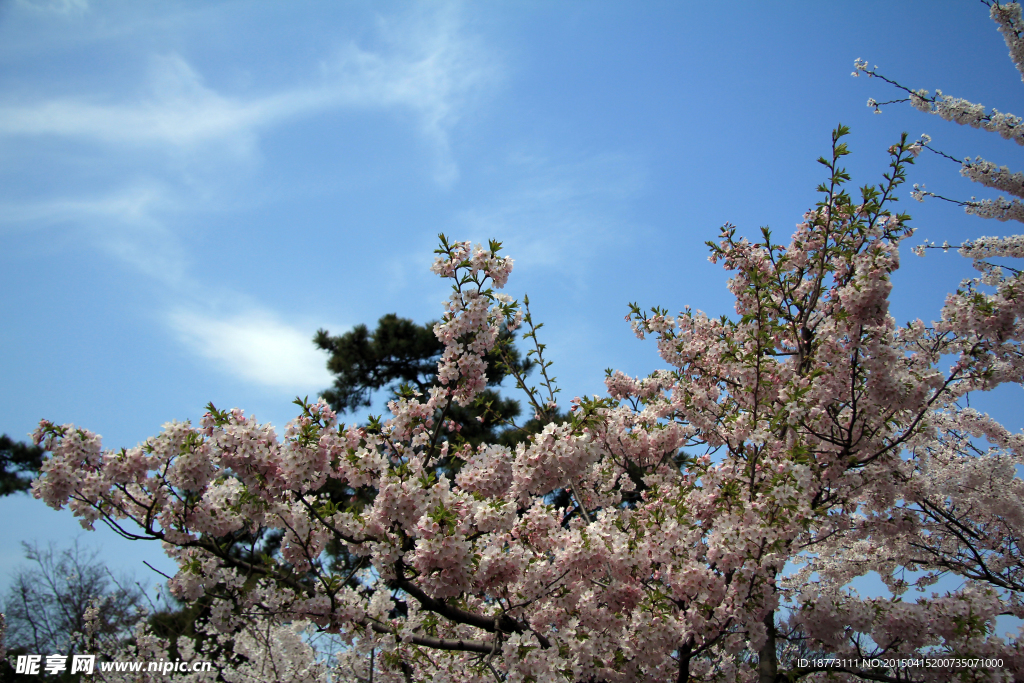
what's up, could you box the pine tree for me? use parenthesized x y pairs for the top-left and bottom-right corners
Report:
(314, 313), (538, 449)
(0, 434), (44, 497)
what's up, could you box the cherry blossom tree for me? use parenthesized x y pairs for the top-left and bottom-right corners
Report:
(26, 138), (1023, 680)
(23, 4), (1024, 682)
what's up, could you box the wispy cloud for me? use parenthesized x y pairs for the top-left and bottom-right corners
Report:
(15, 0), (88, 16)
(167, 308), (335, 393)
(0, 183), (189, 284)
(456, 151), (647, 274)
(0, 3), (493, 390)
(320, 4), (493, 186)
(0, 5), (492, 184)
(0, 55), (259, 154)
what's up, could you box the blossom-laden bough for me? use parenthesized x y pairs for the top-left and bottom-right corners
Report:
(856, 2), (1024, 227)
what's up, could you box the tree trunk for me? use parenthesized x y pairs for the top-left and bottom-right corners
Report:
(677, 642), (693, 683)
(758, 610), (777, 683)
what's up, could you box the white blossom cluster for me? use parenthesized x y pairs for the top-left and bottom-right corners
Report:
(961, 156), (1024, 198)
(991, 0), (1024, 82)
(909, 88), (1024, 146)
(959, 233), (1024, 260)
(966, 196), (1024, 223)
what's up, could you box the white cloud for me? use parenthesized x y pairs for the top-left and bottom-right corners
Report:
(2, 187), (340, 392)
(0, 55), (262, 156)
(15, 0), (88, 15)
(0, 183), (189, 284)
(167, 308), (335, 393)
(0, 5), (492, 184)
(319, 5), (493, 185)
(1, 183), (164, 226)
(457, 151), (647, 273)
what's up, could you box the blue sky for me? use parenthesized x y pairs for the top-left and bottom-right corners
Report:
(1, 0), (1022, 605)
